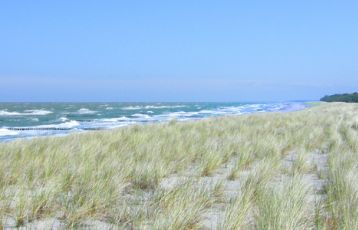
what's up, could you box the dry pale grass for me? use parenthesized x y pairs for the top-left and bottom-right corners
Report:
(0, 102), (357, 229)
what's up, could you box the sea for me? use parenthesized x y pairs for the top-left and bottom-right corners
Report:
(0, 102), (308, 142)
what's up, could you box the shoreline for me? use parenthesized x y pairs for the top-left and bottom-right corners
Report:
(0, 102), (312, 143)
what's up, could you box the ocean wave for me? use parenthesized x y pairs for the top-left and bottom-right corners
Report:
(0, 109), (53, 116)
(74, 117), (137, 130)
(100, 116), (131, 122)
(25, 110), (53, 115)
(0, 128), (19, 136)
(122, 106), (143, 110)
(33, 120), (80, 129)
(122, 105), (186, 110)
(76, 108), (97, 114)
(155, 104), (281, 120)
(59, 117), (69, 122)
(166, 111), (199, 117)
(0, 111), (21, 116)
(132, 113), (152, 119)
(198, 109), (227, 115)
(159, 110), (228, 119)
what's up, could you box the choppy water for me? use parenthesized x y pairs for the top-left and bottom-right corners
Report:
(0, 102), (307, 141)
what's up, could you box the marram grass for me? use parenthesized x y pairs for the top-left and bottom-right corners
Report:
(0, 102), (358, 229)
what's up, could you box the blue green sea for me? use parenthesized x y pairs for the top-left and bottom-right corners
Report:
(0, 102), (307, 141)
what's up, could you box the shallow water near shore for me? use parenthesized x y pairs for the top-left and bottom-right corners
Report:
(0, 102), (308, 141)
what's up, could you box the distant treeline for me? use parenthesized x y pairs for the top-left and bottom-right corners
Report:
(320, 92), (358, 103)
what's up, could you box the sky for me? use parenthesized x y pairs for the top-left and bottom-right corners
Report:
(0, 1), (357, 102)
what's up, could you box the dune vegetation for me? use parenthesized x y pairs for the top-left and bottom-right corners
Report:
(321, 92), (358, 103)
(0, 102), (358, 229)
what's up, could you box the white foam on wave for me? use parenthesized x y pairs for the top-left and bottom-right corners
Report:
(76, 108), (97, 114)
(146, 105), (186, 109)
(0, 109), (53, 116)
(0, 111), (22, 116)
(122, 105), (186, 110)
(121, 106), (141, 110)
(218, 103), (306, 114)
(25, 109), (53, 115)
(154, 103), (298, 121)
(159, 109), (228, 119)
(100, 116), (131, 122)
(221, 103), (279, 113)
(0, 128), (19, 136)
(35, 120), (80, 129)
(167, 111), (199, 117)
(132, 113), (152, 119)
(59, 117), (69, 122)
(198, 109), (227, 115)
(78, 117), (137, 130)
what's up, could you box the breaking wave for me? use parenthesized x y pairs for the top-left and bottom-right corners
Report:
(0, 109), (53, 116)
(76, 108), (97, 114)
(122, 105), (186, 110)
(0, 128), (19, 136)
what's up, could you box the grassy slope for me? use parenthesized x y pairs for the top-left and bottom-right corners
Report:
(0, 102), (357, 229)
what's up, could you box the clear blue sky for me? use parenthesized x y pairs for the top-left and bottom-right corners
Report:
(0, 1), (357, 102)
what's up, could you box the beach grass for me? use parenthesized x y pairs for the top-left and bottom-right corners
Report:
(0, 102), (357, 229)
